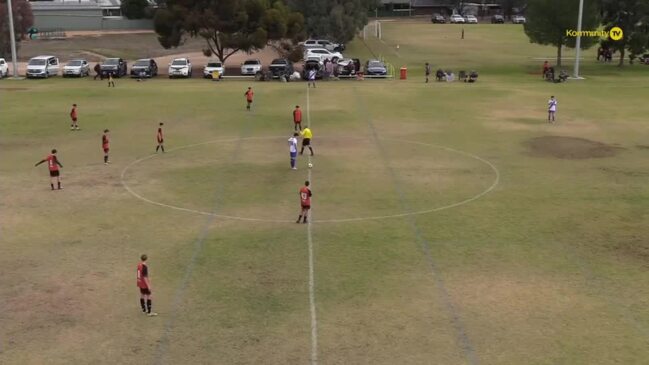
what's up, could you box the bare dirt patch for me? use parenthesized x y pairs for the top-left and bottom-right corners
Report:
(525, 136), (622, 159)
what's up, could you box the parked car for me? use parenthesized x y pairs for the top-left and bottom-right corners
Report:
(240, 59), (262, 75)
(450, 14), (466, 24)
(269, 58), (294, 78)
(304, 48), (343, 63)
(168, 58), (192, 78)
(301, 39), (345, 52)
(365, 59), (388, 77)
(465, 15), (478, 24)
(203, 59), (225, 79)
(302, 58), (324, 80)
(638, 54), (649, 64)
(130, 58), (158, 78)
(26, 56), (60, 78)
(512, 15), (526, 24)
(0, 58), (8, 78)
(63, 59), (90, 77)
(337, 58), (361, 76)
(431, 14), (446, 23)
(100, 58), (127, 78)
(491, 15), (504, 24)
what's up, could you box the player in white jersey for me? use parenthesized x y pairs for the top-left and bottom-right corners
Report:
(288, 133), (299, 170)
(548, 95), (557, 123)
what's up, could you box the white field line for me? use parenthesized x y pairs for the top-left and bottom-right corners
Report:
(306, 84), (318, 364)
(120, 137), (500, 223)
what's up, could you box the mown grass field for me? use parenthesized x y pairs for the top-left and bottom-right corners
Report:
(2, 22), (649, 364)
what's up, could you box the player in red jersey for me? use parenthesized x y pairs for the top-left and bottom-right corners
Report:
(293, 105), (302, 131)
(156, 122), (165, 153)
(70, 104), (79, 131)
(296, 181), (312, 224)
(244, 87), (254, 110)
(35, 149), (63, 190)
(136, 254), (157, 316)
(102, 129), (110, 164)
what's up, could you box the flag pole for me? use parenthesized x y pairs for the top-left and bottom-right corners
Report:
(6, 0), (19, 78)
(572, 0), (585, 79)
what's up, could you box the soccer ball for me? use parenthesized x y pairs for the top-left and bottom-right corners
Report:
(308, 162), (313, 169)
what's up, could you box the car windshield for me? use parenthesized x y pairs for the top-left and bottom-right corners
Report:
(104, 59), (119, 65)
(271, 59), (286, 64)
(67, 60), (83, 66)
(369, 61), (383, 67)
(134, 60), (150, 66)
(172, 60), (187, 66)
(243, 60), (259, 65)
(207, 62), (222, 67)
(28, 59), (47, 66)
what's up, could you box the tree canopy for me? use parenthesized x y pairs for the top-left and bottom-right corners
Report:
(601, 0), (649, 66)
(523, 0), (600, 67)
(286, 0), (378, 43)
(0, 0), (34, 58)
(154, 0), (305, 63)
(121, 0), (150, 19)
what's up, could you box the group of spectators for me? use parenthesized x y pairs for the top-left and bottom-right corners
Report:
(597, 46), (614, 63)
(430, 67), (478, 83)
(542, 61), (568, 83)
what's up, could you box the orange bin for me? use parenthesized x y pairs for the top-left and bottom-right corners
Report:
(400, 67), (407, 80)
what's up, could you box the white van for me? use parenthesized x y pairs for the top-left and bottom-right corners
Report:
(26, 56), (60, 78)
(0, 58), (8, 78)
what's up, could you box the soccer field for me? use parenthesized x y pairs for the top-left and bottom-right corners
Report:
(3, 22), (649, 364)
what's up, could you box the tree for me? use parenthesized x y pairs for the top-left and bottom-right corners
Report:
(523, 0), (600, 67)
(0, 0), (34, 58)
(121, 0), (151, 19)
(286, 0), (378, 43)
(601, 0), (649, 66)
(497, 0), (527, 19)
(154, 0), (304, 64)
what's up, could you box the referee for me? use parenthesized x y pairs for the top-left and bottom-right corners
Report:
(300, 127), (314, 156)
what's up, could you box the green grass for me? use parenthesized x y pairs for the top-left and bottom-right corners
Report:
(2, 21), (649, 364)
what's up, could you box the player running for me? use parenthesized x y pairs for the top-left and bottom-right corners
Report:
(156, 122), (165, 153)
(289, 132), (299, 170)
(300, 127), (314, 156)
(35, 149), (63, 190)
(548, 96), (557, 123)
(136, 254), (157, 316)
(102, 129), (110, 164)
(70, 104), (80, 131)
(297, 181), (312, 224)
(244, 87), (254, 110)
(293, 105), (302, 131)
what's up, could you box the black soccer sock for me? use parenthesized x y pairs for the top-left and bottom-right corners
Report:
(303, 216), (308, 223)
(140, 298), (146, 312)
(51, 183), (55, 190)
(161, 146), (165, 152)
(57, 182), (61, 189)
(309, 147), (314, 155)
(156, 145), (159, 152)
(296, 215), (302, 223)
(147, 299), (152, 313)
(104, 155), (108, 163)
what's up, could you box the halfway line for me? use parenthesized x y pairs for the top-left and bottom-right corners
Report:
(306, 84), (318, 364)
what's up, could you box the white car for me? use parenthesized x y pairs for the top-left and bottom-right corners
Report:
(26, 55), (60, 78)
(203, 59), (225, 79)
(240, 59), (262, 75)
(168, 58), (192, 78)
(464, 15), (478, 24)
(0, 58), (8, 78)
(304, 48), (343, 63)
(512, 15), (526, 24)
(301, 39), (344, 52)
(450, 14), (465, 24)
(63, 59), (90, 77)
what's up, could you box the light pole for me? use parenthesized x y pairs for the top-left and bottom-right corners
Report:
(572, 0), (585, 79)
(6, 0), (19, 78)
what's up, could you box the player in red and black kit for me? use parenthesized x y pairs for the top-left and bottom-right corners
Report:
(70, 104), (79, 131)
(297, 181), (312, 224)
(293, 105), (302, 131)
(137, 254), (157, 316)
(244, 87), (254, 110)
(102, 129), (110, 164)
(35, 149), (64, 190)
(155, 122), (165, 153)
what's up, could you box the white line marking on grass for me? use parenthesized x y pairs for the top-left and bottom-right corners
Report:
(306, 84), (319, 364)
(121, 138), (499, 224)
